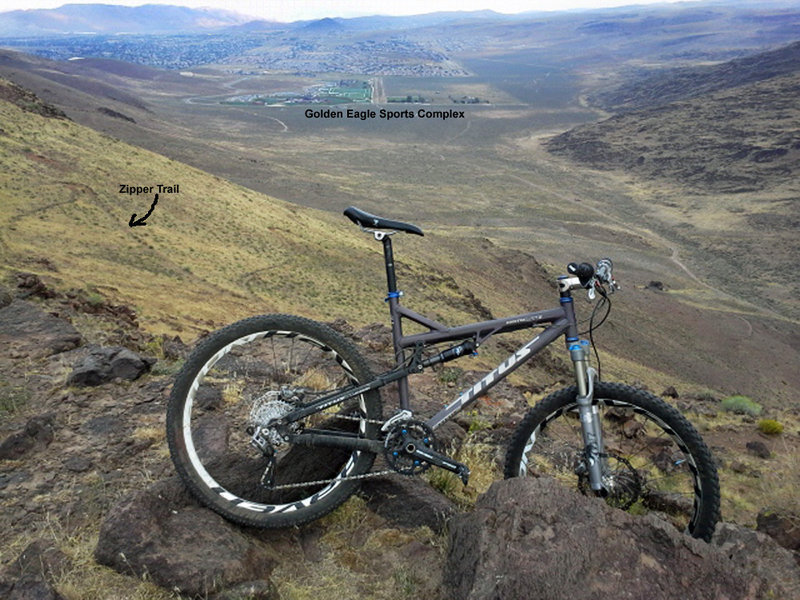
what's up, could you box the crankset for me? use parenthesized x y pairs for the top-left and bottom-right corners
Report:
(384, 419), (470, 485)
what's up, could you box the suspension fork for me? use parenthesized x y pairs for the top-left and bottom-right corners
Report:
(560, 284), (608, 492)
(570, 343), (607, 492)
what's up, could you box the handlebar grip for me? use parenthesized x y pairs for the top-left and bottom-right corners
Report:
(567, 262), (595, 287)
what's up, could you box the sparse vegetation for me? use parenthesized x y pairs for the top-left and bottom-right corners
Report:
(426, 439), (500, 508)
(0, 376), (31, 415)
(757, 419), (784, 435)
(721, 395), (763, 417)
(437, 366), (462, 385)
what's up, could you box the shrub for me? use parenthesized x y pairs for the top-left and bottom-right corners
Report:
(757, 419), (784, 435)
(721, 395), (763, 417)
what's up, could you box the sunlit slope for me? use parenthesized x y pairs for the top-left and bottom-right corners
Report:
(0, 79), (501, 335)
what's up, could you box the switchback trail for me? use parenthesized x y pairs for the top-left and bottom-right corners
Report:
(502, 171), (784, 322)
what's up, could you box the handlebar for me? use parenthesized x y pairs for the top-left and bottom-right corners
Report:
(561, 258), (619, 296)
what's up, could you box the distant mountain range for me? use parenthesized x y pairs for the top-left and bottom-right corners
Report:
(0, 4), (530, 37)
(0, 3), (255, 36)
(7, 1), (797, 39)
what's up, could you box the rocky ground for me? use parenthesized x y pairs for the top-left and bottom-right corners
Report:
(1, 273), (799, 599)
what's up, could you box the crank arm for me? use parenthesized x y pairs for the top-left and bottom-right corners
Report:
(407, 444), (470, 485)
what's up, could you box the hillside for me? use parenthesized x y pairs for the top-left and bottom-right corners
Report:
(0, 77), (530, 338)
(545, 43), (800, 321)
(548, 71), (800, 194)
(588, 40), (800, 112)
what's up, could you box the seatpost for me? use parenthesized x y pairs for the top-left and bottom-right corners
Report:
(379, 232), (411, 410)
(382, 235), (398, 295)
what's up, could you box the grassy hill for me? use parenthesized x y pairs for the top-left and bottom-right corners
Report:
(2, 72), (799, 406)
(588, 40), (800, 112)
(0, 76), (478, 337)
(0, 76), (564, 346)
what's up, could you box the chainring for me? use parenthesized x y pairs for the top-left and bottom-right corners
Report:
(383, 419), (436, 476)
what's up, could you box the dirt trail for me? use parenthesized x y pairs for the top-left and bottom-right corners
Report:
(502, 172), (782, 322)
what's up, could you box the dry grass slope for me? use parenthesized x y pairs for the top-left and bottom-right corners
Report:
(0, 77), (511, 338)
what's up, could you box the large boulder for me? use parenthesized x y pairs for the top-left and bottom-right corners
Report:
(0, 300), (81, 358)
(360, 475), (457, 533)
(444, 477), (799, 600)
(67, 346), (155, 386)
(715, 521), (800, 587)
(756, 509), (800, 562)
(94, 477), (278, 598)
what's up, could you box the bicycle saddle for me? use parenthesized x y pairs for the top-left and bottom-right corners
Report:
(344, 206), (424, 236)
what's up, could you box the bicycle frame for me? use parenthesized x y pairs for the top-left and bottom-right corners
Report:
(381, 230), (590, 429)
(282, 230), (592, 437)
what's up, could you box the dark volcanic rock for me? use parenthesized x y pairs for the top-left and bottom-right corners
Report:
(15, 273), (57, 299)
(0, 416), (55, 460)
(97, 106), (135, 122)
(746, 440), (771, 459)
(0, 285), (12, 308)
(67, 346), (155, 386)
(0, 300), (81, 358)
(757, 509), (800, 560)
(361, 476), (457, 533)
(444, 477), (799, 600)
(0, 539), (71, 600)
(94, 477), (278, 597)
(714, 522), (800, 595)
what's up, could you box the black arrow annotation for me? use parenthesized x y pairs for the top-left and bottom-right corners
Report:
(129, 193), (158, 227)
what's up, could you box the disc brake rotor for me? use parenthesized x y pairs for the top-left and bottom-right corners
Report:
(577, 451), (642, 510)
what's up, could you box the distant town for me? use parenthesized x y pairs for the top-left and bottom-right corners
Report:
(0, 33), (469, 76)
(0, 34), (265, 70)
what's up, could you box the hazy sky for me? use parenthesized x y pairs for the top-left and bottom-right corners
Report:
(0, 0), (710, 23)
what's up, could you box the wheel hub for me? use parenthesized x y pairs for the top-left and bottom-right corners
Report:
(577, 451), (642, 510)
(248, 390), (298, 447)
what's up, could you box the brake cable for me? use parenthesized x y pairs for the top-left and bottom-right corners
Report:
(580, 284), (612, 380)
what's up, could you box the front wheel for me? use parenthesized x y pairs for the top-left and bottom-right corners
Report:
(504, 382), (720, 541)
(167, 314), (382, 528)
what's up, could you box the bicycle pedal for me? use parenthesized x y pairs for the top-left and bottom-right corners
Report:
(456, 463), (470, 486)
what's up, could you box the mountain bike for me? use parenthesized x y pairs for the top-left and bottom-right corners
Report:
(167, 206), (720, 540)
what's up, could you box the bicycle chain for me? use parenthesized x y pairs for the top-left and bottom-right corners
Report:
(262, 412), (394, 490)
(265, 468), (398, 490)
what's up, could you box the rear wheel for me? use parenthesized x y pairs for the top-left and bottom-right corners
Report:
(167, 314), (382, 528)
(504, 382), (719, 541)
